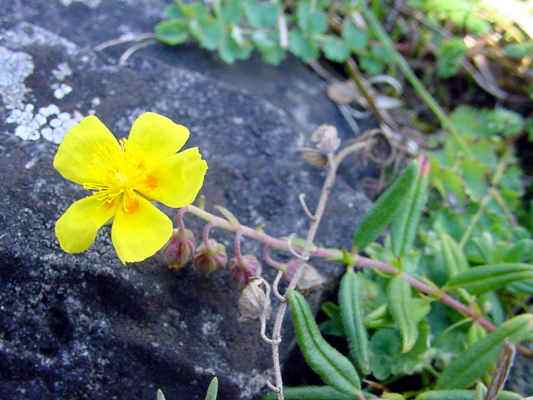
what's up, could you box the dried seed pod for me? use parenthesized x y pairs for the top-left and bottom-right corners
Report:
(327, 80), (358, 105)
(284, 260), (326, 292)
(239, 279), (271, 321)
(311, 124), (341, 154)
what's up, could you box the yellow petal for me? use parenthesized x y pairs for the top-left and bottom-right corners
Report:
(55, 195), (117, 253)
(127, 112), (190, 164)
(136, 147), (208, 208)
(53, 116), (122, 186)
(111, 193), (172, 263)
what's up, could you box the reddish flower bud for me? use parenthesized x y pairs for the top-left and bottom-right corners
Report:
(229, 255), (262, 287)
(163, 228), (196, 271)
(193, 239), (227, 274)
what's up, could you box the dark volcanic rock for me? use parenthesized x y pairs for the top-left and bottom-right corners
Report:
(0, 3), (373, 399)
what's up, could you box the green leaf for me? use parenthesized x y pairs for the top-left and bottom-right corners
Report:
(218, 30), (253, 63)
(508, 280), (533, 295)
(436, 314), (533, 389)
(387, 276), (418, 353)
(502, 239), (533, 263)
(360, 56), (384, 75)
(180, 2), (209, 18)
(297, 2), (328, 35)
(446, 263), (533, 294)
(155, 19), (189, 45)
(287, 290), (361, 396)
(252, 31), (285, 65)
(353, 160), (418, 250)
(417, 390), (524, 400)
(391, 156), (430, 257)
(189, 17), (223, 50)
(204, 377), (218, 400)
(440, 232), (469, 278)
(244, 0), (278, 28)
(486, 108), (524, 137)
(163, 3), (182, 18)
(322, 35), (351, 62)
(450, 106), (483, 139)
(437, 38), (466, 78)
(289, 30), (319, 62)
(462, 158), (489, 202)
(339, 270), (371, 375)
(320, 319), (345, 337)
(503, 42), (533, 60)
(220, 0), (242, 24)
(262, 386), (353, 400)
(369, 328), (400, 379)
(342, 20), (368, 52)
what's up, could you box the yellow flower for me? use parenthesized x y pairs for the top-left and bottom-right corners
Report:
(53, 112), (208, 263)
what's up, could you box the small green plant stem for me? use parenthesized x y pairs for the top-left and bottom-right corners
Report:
(358, 5), (472, 157)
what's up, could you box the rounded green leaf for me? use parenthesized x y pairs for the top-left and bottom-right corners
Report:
(342, 20), (368, 52)
(289, 30), (319, 62)
(322, 36), (351, 62)
(296, 2), (327, 35)
(155, 19), (189, 45)
(189, 17), (223, 50)
(437, 38), (466, 78)
(244, 0), (278, 28)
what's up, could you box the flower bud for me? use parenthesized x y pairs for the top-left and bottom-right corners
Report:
(311, 124), (340, 154)
(163, 228), (196, 271)
(193, 239), (227, 274)
(239, 278), (271, 322)
(284, 259), (325, 292)
(229, 255), (262, 287)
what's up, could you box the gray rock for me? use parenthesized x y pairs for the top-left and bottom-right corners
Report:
(0, 6), (372, 400)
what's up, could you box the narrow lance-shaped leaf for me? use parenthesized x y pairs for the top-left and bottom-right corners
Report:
(287, 290), (361, 396)
(391, 155), (430, 257)
(339, 270), (371, 375)
(353, 160), (418, 250)
(416, 390), (523, 400)
(440, 232), (469, 278)
(508, 280), (533, 295)
(446, 263), (533, 295)
(436, 314), (533, 389)
(262, 386), (353, 400)
(387, 275), (418, 353)
(204, 377), (219, 400)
